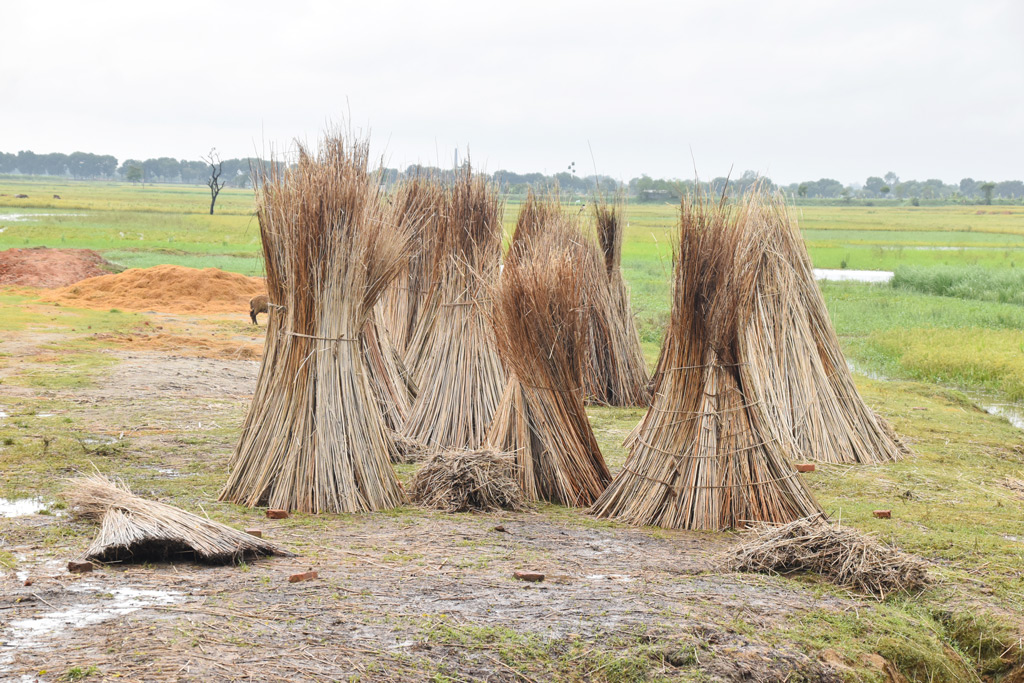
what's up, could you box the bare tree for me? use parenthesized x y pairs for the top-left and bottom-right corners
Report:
(203, 148), (227, 215)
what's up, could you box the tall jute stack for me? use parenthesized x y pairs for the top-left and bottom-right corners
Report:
(381, 177), (444, 356)
(220, 135), (409, 513)
(592, 189), (824, 530)
(402, 167), (507, 450)
(487, 198), (611, 506)
(585, 195), (651, 407)
(736, 195), (906, 465)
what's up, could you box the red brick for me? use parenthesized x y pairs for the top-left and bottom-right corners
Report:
(266, 509), (289, 519)
(68, 560), (94, 573)
(796, 464), (816, 473)
(873, 510), (892, 519)
(513, 571), (545, 583)
(288, 571), (318, 583)
(245, 529), (263, 538)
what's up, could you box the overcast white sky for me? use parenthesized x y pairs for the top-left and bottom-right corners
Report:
(3, 0), (1021, 185)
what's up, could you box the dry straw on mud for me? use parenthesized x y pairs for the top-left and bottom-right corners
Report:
(592, 188), (825, 530)
(409, 449), (526, 512)
(585, 195), (650, 407)
(730, 517), (930, 598)
(221, 134), (410, 513)
(402, 166), (507, 450)
(65, 475), (290, 564)
(486, 195), (611, 506)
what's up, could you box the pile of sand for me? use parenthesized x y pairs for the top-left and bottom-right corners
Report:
(0, 247), (114, 288)
(48, 264), (266, 314)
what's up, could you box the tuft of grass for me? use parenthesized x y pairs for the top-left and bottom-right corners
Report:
(63, 666), (100, 681)
(893, 265), (1024, 305)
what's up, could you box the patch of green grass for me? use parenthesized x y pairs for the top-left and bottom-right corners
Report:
(0, 550), (17, 571)
(417, 617), (681, 682)
(893, 265), (1024, 305)
(63, 665), (100, 681)
(865, 327), (1024, 400)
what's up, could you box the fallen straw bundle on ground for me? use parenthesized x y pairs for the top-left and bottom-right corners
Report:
(592, 189), (823, 529)
(221, 134), (409, 513)
(402, 166), (507, 450)
(65, 475), (290, 564)
(409, 449), (526, 512)
(585, 195), (650, 407)
(730, 517), (930, 598)
(487, 197), (611, 506)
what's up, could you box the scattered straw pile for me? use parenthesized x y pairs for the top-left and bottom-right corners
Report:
(487, 194), (611, 506)
(221, 134), (409, 513)
(48, 264), (265, 314)
(585, 196), (650, 406)
(592, 188), (824, 530)
(402, 166), (507, 450)
(0, 247), (114, 288)
(409, 449), (526, 512)
(730, 517), (930, 598)
(64, 474), (290, 564)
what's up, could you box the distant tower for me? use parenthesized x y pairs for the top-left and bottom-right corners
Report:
(454, 148), (459, 168)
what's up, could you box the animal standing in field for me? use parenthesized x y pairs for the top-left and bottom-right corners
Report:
(14, 194), (28, 199)
(249, 294), (269, 324)
(53, 194), (61, 199)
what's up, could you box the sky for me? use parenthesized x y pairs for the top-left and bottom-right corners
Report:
(3, 0), (1022, 186)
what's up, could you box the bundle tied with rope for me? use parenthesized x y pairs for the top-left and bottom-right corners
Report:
(402, 165), (507, 450)
(486, 192), (611, 506)
(591, 187), (824, 530)
(221, 133), (410, 514)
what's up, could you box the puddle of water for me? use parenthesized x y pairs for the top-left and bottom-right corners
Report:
(0, 410), (8, 419)
(814, 268), (894, 283)
(981, 404), (1024, 431)
(0, 213), (82, 222)
(0, 499), (48, 518)
(1, 584), (183, 656)
(35, 413), (55, 418)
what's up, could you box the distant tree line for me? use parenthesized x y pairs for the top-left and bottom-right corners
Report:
(0, 150), (258, 188)
(2, 150), (1022, 204)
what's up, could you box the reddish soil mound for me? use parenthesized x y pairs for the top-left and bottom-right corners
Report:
(47, 264), (266, 314)
(0, 247), (113, 288)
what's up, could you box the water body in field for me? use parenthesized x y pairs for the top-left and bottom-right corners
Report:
(814, 268), (894, 283)
(0, 583), (184, 668)
(0, 498), (48, 517)
(0, 213), (81, 222)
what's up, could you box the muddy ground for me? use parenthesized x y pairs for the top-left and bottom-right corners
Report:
(0, 310), (1021, 682)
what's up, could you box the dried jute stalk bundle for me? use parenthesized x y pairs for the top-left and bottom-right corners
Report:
(402, 166), (507, 450)
(380, 176), (445, 356)
(221, 133), (410, 513)
(66, 475), (291, 564)
(592, 188), (823, 530)
(487, 194), (611, 506)
(584, 195), (650, 407)
(729, 516), (930, 598)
